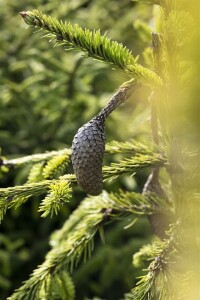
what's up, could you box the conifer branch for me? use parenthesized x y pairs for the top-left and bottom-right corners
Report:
(51, 190), (171, 246)
(39, 180), (72, 218)
(0, 180), (49, 222)
(39, 271), (75, 300)
(51, 271), (75, 300)
(110, 190), (172, 216)
(106, 140), (157, 155)
(0, 150), (167, 222)
(42, 154), (69, 179)
(27, 163), (44, 183)
(127, 222), (180, 300)
(1, 140), (160, 169)
(2, 148), (71, 167)
(8, 196), (104, 299)
(8, 269), (75, 300)
(9, 191), (170, 299)
(20, 10), (162, 87)
(0, 175), (75, 222)
(103, 153), (167, 179)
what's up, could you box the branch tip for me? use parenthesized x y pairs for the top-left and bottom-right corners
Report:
(19, 11), (28, 18)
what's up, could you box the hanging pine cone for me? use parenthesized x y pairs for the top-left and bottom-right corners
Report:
(71, 80), (135, 195)
(71, 116), (105, 196)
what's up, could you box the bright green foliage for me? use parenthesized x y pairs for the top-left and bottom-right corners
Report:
(20, 10), (162, 87)
(103, 153), (166, 179)
(21, 10), (136, 70)
(42, 154), (69, 179)
(106, 140), (155, 154)
(3, 149), (71, 168)
(27, 163), (44, 183)
(109, 190), (171, 216)
(0, 180), (49, 222)
(39, 271), (75, 300)
(0, 175), (76, 222)
(39, 180), (72, 217)
(8, 269), (75, 300)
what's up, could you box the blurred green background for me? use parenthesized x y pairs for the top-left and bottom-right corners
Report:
(0, 1), (154, 299)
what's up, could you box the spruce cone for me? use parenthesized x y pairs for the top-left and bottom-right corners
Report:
(71, 116), (105, 196)
(71, 81), (135, 195)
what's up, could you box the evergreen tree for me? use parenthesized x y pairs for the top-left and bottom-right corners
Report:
(0, 0), (199, 299)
